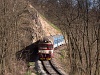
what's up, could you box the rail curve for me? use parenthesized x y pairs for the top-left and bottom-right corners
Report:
(42, 60), (63, 75)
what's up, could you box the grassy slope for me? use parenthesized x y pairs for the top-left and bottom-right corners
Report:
(39, 14), (61, 32)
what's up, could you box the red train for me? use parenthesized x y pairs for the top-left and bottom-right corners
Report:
(38, 35), (65, 60)
(38, 36), (54, 60)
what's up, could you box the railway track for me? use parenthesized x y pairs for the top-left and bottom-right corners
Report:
(36, 44), (67, 75)
(41, 60), (65, 75)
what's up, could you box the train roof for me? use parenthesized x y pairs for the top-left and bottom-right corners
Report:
(39, 36), (53, 43)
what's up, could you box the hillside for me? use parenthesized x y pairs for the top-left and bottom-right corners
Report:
(28, 5), (69, 75)
(29, 4), (61, 36)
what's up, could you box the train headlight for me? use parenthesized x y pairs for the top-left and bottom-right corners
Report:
(39, 51), (41, 53)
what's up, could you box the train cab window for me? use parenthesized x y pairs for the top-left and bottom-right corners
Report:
(39, 44), (53, 50)
(39, 44), (47, 49)
(47, 44), (53, 49)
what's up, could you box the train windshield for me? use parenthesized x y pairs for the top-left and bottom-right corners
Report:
(39, 44), (53, 50)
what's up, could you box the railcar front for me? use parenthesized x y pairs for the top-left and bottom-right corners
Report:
(38, 37), (54, 60)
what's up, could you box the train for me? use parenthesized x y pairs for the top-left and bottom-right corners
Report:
(38, 35), (65, 60)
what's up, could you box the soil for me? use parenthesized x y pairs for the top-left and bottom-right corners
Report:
(39, 15), (61, 36)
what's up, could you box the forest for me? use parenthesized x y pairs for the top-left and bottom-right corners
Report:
(0, 0), (44, 75)
(30, 0), (100, 75)
(0, 0), (100, 75)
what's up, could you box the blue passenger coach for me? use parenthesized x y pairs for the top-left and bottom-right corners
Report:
(52, 35), (65, 48)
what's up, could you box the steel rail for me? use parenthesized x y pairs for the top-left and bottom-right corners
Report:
(41, 60), (62, 75)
